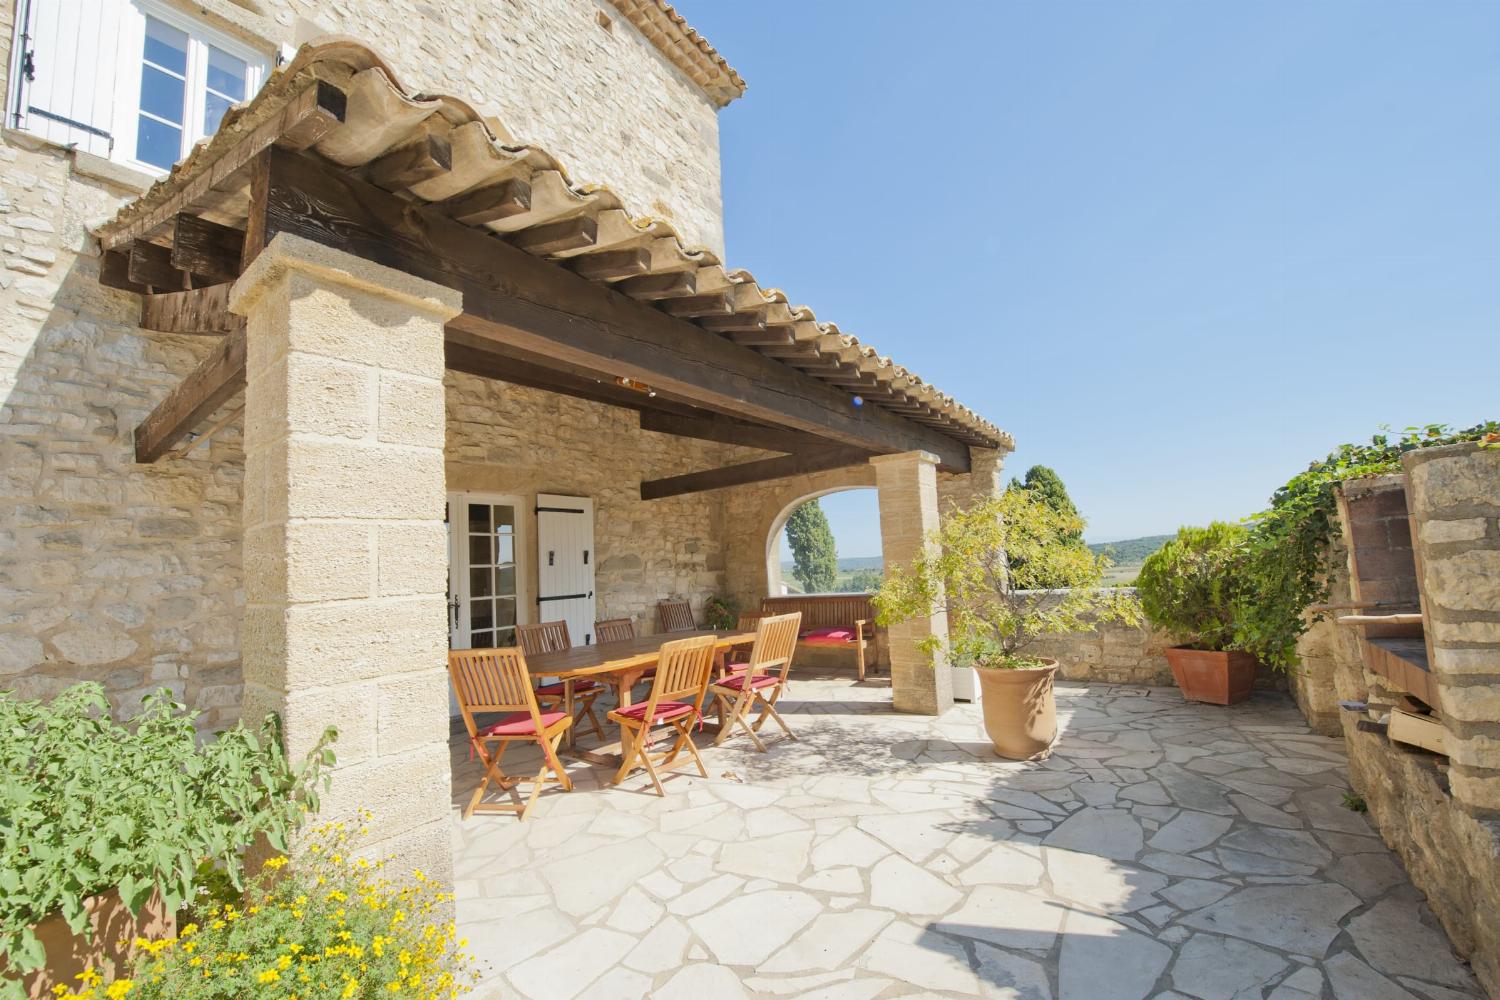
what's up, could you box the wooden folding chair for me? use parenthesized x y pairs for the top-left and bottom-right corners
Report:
(711, 612), (802, 752)
(722, 611), (767, 678)
(656, 599), (695, 633)
(449, 647), (573, 820)
(609, 634), (717, 795)
(595, 617), (636, 644)
(518, 620), (605, 741)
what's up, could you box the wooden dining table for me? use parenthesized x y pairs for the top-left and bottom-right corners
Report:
(529, 629), (755, 765)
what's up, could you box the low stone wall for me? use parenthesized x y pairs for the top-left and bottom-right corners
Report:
(1023, 590), (1288, 691)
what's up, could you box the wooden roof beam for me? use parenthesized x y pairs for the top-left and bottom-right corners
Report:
(133, 328), (246, 463)
(640, 446), (873, 500)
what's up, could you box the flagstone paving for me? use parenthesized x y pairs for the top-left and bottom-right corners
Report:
(448, 675), (1484, 999)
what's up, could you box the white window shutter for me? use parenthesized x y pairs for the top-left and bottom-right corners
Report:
(10, 0), (123, 158)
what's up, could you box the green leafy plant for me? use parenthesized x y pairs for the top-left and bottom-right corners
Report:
(701, 595), (738, 630)
(785, 500), (838, 593)
(0, 684), (335, 981)
(875, 489), (1140, 668)
(1136, 522), (1249, 652)
(1234, 422), (1498, 669)
(1341, 791), (1368, 813)
(79, 819), (476, 1000)
(1005, 465), (1087, 587)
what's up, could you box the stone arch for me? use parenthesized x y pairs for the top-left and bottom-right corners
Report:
(721, 463), (877, 608)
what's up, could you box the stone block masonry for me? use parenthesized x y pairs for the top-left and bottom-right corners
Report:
(234, 234), (460, 884)
(1403, 443), (1500, 816)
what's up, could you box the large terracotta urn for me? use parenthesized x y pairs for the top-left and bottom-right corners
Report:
(976, 659), (1058, 760)
(2, 891), (173, 999)
(1164, 646), (1256, 705)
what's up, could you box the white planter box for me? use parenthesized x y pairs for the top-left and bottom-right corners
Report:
(952, 664), (977, 702)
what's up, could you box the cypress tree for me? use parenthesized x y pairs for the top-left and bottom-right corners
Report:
(786, 500), (839, 593)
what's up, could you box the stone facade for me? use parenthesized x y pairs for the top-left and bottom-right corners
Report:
(0, 0), (733, 729)
(1025, 597), (1175, 686)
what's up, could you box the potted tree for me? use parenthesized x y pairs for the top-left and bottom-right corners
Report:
(1136, 522), (1257, 704)
(876, 489), (1140, 760)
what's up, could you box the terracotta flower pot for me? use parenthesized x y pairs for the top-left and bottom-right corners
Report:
(1165, 646), (1257, 705)
(976, 659), (1058, 760)
(2, 890), (173, 999)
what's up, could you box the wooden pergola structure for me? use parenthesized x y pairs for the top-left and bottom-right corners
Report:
(95, 42), (1008, 484)
(92, 38), (1011, 884)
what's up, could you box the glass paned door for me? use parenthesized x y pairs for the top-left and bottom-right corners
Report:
(447, 493), (525, 650)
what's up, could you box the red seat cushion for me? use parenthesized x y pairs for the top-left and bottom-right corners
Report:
(613, 700), (696, 725)
(479, 711), (568, 737)
(715, 673), (778, 692)
(800, 627), (856, 645)
(535, 679), (601, 697)
(725, 662), (751, 675)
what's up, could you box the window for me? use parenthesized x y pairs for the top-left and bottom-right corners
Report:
(7, 0), (269, 172)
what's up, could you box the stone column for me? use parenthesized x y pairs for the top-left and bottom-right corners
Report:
(1403, 443), (1500, 817)
(873, 451), (951, 715)
(232, 234), (461, 882)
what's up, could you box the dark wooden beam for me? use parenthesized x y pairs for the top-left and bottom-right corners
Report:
(140, 284), (243, 335)
(365, 130), (451, 191)
(170, 214), (243, 283)
(444, 339), (702, 418)
(127, 240), (189, 291)
(638, 410), (833, 454)
(242, 149), (271, 268)
(569, 247), (650, 281)
(509, 216), (597, 256)
(97, 81), (346, 251)
(641, 447), (873, 500)
(439, 178), (531, 226)
(134, 328), (247, 462)
(259, 147), (971, 470)
(99, 249), (146, 293)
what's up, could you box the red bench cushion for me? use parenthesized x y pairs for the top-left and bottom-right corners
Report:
(479, 711), (568, 737)
(614, 700), (696, 725)
(800, 627), (857, 645)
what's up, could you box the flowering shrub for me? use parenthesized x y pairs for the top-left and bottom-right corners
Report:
(57, 820), (476, 1000)
(0, 684), (334, 982)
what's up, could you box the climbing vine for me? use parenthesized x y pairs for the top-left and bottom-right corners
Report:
(1233, 421), (1499, 670)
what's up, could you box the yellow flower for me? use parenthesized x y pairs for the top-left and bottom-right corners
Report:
(257, 969), (281, 984)
(105, 982), (133, 999)
(264, 856), (289, 869)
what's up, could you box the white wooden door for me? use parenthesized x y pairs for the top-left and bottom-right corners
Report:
(536, 494), (596, 645)
(446, 493), (527, 651)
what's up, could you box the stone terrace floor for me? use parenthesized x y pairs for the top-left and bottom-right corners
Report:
(447, 673), (1485, 1000)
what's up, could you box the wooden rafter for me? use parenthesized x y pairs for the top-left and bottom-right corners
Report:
(258, 147), (971, 471)
(640, 447), (873, 500)
(637, 410), (831, 454)
(134, 328), (247, 463)
(140, 284), (243, 335)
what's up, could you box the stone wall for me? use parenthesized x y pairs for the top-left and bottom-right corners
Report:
(446, 371), (756, 636)
(1307, 451), (1500, 997)
(0, 0), (732, 726)
(1023, 594), (1175, 686)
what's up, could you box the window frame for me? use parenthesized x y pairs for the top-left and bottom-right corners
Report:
(110, 0), (269, 174)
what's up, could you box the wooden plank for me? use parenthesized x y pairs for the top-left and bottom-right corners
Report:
(641, 447), (873, 500)
(140, 284), (243, 335)
(1389, 708), (1447, 754)
(569, 247), (650, 281)
(242, 149), (271, 267)
(439, 178), (532, 226)
(99, 249), (146, 293)
(170, 214), (243, 283)
(277, 79), (347, 151)
(659, 292), (732, 318)
(700, 309), (767, 333)
(97, 80), (348, 251)
(638, 410), (834, 454)
(616, 271), (695, 300)
(259, 148), (972, 469)
(134, 327), (247, 463)
(127, 240), (189, 290)
(509, 216), (597, 256)
(365, 130), (452, 190)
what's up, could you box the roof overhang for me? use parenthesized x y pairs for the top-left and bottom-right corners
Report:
(94, 39), (1012, 481)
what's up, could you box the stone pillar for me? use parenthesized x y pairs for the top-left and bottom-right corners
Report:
(873, 451), (951, 715)
(232, 234), (461, 882)
(1404, 443), (1500, 816)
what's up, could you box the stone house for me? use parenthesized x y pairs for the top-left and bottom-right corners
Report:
(0, 0), (1012, 882)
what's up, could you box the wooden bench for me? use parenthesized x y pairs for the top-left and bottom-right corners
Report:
(760, 594), (880, 681)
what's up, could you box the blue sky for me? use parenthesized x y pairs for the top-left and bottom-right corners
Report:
(681, 2), (1499, 558)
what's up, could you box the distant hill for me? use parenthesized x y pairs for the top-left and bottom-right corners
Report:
(1088, 534), (1173, 565)
(780, 556), (882, 573)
